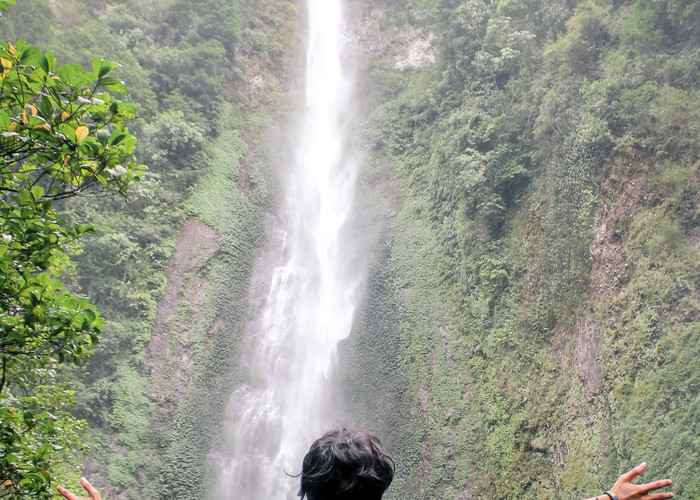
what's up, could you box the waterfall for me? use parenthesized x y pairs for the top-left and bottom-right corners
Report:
(211, 1), (360, 498)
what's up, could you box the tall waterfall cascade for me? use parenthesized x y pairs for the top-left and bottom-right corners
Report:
(211, 0), (361, 498)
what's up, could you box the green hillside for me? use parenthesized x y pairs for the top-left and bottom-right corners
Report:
(0, 0), (698, 498)
(349, 0), (700, 498)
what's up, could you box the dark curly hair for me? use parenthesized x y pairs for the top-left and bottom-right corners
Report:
(298, 428), (395, 500)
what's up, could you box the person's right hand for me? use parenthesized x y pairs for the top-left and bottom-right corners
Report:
(609, 462), (673, 500)
(57, 477), (102, 500)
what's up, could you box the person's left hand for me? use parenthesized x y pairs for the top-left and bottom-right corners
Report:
(610, 462), (673, 500)
(57, 477), (102, 500)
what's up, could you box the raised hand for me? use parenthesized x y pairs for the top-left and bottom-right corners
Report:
(57, 477), (102, 500)
(608, 462), (673, 500)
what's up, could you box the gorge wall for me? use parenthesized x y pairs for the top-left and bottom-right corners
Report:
(1, 0), (697, 498)
(341, 0), (700, 498)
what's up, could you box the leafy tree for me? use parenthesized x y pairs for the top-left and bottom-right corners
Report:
(0, 1), (16, 17)
(0, 38), (144, 498)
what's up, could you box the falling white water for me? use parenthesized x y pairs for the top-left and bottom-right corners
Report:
(211, 1), (360, 499)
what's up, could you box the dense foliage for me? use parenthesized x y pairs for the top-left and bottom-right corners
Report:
(0, 0), (295, 498)
(2, 0), (698, 499)
(356, 0), (700, 498)
(0, 34), (143, 497)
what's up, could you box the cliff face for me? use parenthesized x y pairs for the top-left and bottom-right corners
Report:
(342, 0), (700, 498)
(3, 0), (697, 498)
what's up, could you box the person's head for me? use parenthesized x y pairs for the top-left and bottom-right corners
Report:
(298, 428), (394, 500)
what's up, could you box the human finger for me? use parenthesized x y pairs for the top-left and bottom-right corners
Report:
(56, 485), (81, 500)
(646, 492), (674, 500)
(637, 479), (673, 494)
(80, 478), (101, 500)
(619, 462), (647, 482)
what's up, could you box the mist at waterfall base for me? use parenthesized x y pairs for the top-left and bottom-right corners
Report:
(210, 1), (363, 499)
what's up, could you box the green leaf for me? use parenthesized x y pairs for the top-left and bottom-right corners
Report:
(30, 185), (44, 201)
(35, 443), (51, 459)
(39, 54), (49, 73)
(43, 50), (56, 72)
(55, 63), (85, 83)
(0, 110), (10, 130)
(38, 97), (52, 118)
(97, 77), (128, 95)
(92, 57), (118, 78)
(110, 133), (127, 146)
(71, 314), (86, 329)
(20, 472), (48, 485)
(90, 110), (106, 122)
(58, 123), (76, 141)
(13, 189), (31, 205)
(19, 46), (42, 67)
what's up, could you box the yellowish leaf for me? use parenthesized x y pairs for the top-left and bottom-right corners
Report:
(61, 111), (70, 121)
(0, 57), (11, 78)
(28, 104), (37, 116)
(22, 109), (27, 124)
(8, 121), (16, 132)
(75, 125), (88, 143)
(7, 42), (15, 55)
(3, 479), (11, 486)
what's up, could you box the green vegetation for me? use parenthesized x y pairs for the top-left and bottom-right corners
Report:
(354, 0), (700, 498)
(0, 33), (143, 497)
(0, 0), (294, 498)
(1, 0), (698, 498)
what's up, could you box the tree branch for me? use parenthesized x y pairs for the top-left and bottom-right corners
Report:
(0, 355), (6, 394)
